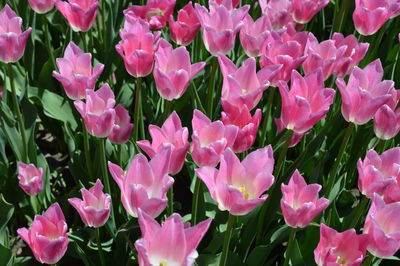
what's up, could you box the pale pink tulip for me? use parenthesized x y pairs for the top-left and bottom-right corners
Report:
(17, 203), (69, 264)
(292, 0), (330, 24)
(195, 147), (274, 215)
(0, 5), (32, 63)
(17, 162), (44, 196)
(28, 0), (55, 14)
(137, 111), (189, 175)
(124, 0), (176, 31)
(364, 194), (400, 258)
(68, 179), (111, 228)
(52, 41), (104, 100)
(258, 0), (294, 29)
(191, 110), (238, 167)
(384, 175), (400, 203)
(221, 100), (261, 153)
(336, 59), (394, 125)
(169, 2), (200, 46)
(281, 170), (329, 228)
(56, 0), (98, 32)
(374, 102), (400, 140)
(135, 210), (212, 266)
(153, 39), (206, 101)
(108, 146), (174, 218)
(74, 84), (116, 138)
(314, 224), (368, 266)
(239, 14), (272, 57)
(108, 104), (133, 144)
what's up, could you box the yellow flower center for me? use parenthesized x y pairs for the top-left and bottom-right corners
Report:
(147, 8), (164, 18)
(242, 89), (248, 94)
(159, 260), (168, 266)
(336, 256), (347, 265)
(238, 185), (250, 200)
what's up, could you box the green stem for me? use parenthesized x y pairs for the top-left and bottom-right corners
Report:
(164, 99), (173, 120)
(191, 176), (201, 225)
(133, 77), (142, 141)
(391, 44), (400, 81)
(376, 139), (386, 154)
(167, 187), (174, 216)
(79, 31), (88, 52)
(82, 120), (93, 180)
(206, 57), (218, 117)
(190, 82), (206, 113)
(96, 227), (106, 266)
(98, 138), (115, 224)
(348, 196), (369, 229)
(361, 253), (374, 266)
(42, 16), (57, 71)
(274, 130), (294, 179)
(30, 195), (39, 214)
(333, 0), (352, 33)
(219, 214), (235, 266)
(283, 228), (297, 266)
(260, 87), (275, 147)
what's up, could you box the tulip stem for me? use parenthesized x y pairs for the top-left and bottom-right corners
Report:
(42, 16), (57, 71)
(361, 253), (374, 266)
(133, 77), (142, 141)
(274, 130), (294, 179)
(348, 196), (369, 229)
(219, 214), (235, 266)
(206, 57), (218, 118)
(283, 228), (297, 266)
(191, 176), (201, 225)
(260, 87), (276, 147)
(190, 82), (206, 113)
(164, 99), (173, 120)
(82, 121), (93, 180)
(79, 32), (88, 52)
(333, 0), (351, 34)
(167, 187), (174, 216)
(96, 227), (106, 266)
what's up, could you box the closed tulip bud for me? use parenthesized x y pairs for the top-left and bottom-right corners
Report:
(108, 105), (133, 144)
(258, 0), (293, 29)
(28, 0), (55, 14)
(56, 0), (98, 32)
(169, 2), (200, 46)
(292, 0), (330, 24)
(17, 162), (44, 196)
(239, 14), (272, 57)
(374, 104), (400, 140)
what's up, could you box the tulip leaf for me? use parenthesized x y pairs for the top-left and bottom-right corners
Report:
(0, 244), (13, 266)
(0, 194), (14, 234)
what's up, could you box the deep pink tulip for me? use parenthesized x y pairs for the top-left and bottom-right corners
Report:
(108, 146), (174, 218)
(195, 147), (274, 215)
(221, 100), (261, 153)
(258, 0), (294, 29)
(384, 175), (400, 204)
(374, 103), (400, 140)
(137, 111), (189, 175)
(108, 105), (133, 144)
(52, 41), (104, 100)
(153, 39), (206, 101)
(281, 170), (329, 228)
(239, 14), (272, 57)
(28, 0), (55, 14)
(68, 179), (111, 228)
(17, 162), (44, 196)
(214, 0), (240, 8)
(336, 59), (394, 125)
(218, 54), (280, 110)
(74, 84), (116, 138)
(17, 203), (69, 264)
(135, 210), (212, 266)
(364, 194), (400, 258)
(194, 1), (249, 55)
(191, 110), (238, 167)
(314, 224), (368, 266)
(169, 2), (200, 46)
(0, 5), (32, 63)
(56, 0), (98, 32)
(292, 0), (329, 24)
(124, 0), (176, 31)
(357, 148), (400, 199)
(116, 17), (160, 78)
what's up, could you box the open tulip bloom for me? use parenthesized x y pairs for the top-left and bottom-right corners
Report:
(258, 0), (293, 29)
(169, 2), (200, 46)
(56, 0), (98, 32)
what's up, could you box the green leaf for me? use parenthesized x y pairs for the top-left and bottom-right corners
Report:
(0, 244), (14, 266)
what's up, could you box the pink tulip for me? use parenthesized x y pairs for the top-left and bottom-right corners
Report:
(153, 39), (206, 101)
(108, 145), (174, 218)
(74, 83), (116, 138)
(52, 41), (104, 100)
(336, 59), (395, 125)
(314, 224), (368, 266)
(292, 0), (330, 24)
(357, 148), (400, 198)
(220, 100), (261, 153)
(124, 0), (176, 31)
(0, 5), (32, 63)
(258, 0), (294, 29)
(194, 1), (249, 55)
(214, 0), (241, 8)
(384, 175), (400, 204)
(17, 162), (44, 196)
(56, 0), (98, 32)
(169, 2), (200, 46)
(28, 0), (55, 14)
(108, 104), (133, 144)
(364, 194), (400, 258)
(239, 14), (272, 57)
(135, 210), (212, 266)
(281, 170), (329, 228)
(374, 104), (400, 140)
(116, 17), (160, 78)
(331, 33), (369, 77)
(17, 203), (69, 264)
(218, 54), (281, 110)
(68, 179), (111, 227)
(137, 111), (189, 175)
(191, 110), (238, 167)
(195, 147), (274, 215)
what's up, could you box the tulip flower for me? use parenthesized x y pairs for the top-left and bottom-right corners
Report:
(108, 104), (133, 144)
(135, 210), (212, 266)
(292, 0), (330, 24)
(258, 0), (293, 29)
(56, 0), (98, 32)
(357, 148), (400, 198)
(0, 5), (32, 63)
(374, 104), (400, 140)
(169, 2), (200, 46)
(124, 0), (176, 31)
(239, 15), (272, 57)
(74, 84), (116, 138)
(281, 170), (329, 228)
(191, 110), (238, 167)
(116, 17), (160, 78)
(68, 179), (111, 228)
(218, 54), (281, 110)
(153, 39), (206, 101)
(17, 162), (44, 196)
(52, 41), (104, 100)
(137, 111), (190, 175)
(314, 224), (368, 266)
(17, 203), (69, 264)
(364, 194), (400, 258)
(336, 59), (395, 125)
(28, 0), (55, 14)
(108, 145), (174, 218)
(194, 1), (249, 55)
(220, 100), (261, 153)
(214, 0), (241, 8)
(196, 147), (274, 215)
(383, 175), (400, 204)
